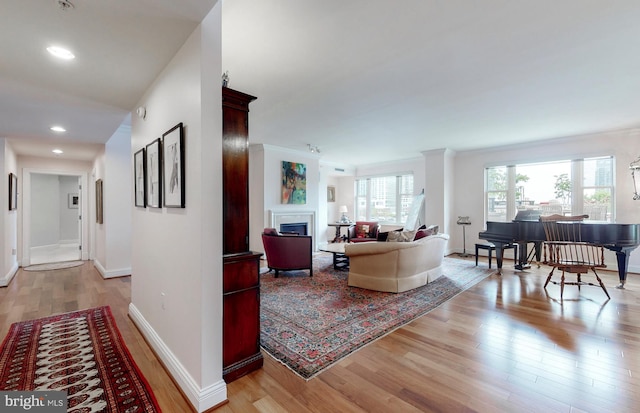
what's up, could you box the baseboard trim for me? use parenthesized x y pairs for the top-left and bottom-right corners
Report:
(93, 260), (131, 279)
(128, 303), (227, 412)
(0, 263), (19, 287)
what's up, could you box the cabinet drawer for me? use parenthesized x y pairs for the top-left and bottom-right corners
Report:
(223, 252), (261, 293)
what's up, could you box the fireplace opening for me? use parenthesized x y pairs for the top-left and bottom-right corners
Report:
(280, 222), (308, 235)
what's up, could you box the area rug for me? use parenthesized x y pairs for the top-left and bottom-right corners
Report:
(23, 261), (84, 271)
(260, 256), (493, 379)
(0, 306), (162, 412)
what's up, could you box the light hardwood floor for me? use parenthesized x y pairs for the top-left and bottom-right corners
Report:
(1, 257), (638, 412)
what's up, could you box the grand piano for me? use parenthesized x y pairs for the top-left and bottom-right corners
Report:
(478, 210), (640, 287)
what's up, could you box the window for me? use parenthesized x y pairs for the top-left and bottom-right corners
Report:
(486, 156), (614, 222)
(355, 174), (414, 224)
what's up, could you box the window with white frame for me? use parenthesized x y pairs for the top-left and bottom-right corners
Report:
(485, 156), (614, 222)
(355, 174), (414, 224)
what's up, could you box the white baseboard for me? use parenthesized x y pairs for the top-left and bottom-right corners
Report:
(128, 304), (227, 412)
(0, 262), (19, 287)
(93, 260), (131, 279)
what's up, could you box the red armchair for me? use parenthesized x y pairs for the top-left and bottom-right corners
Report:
(261, 228), (313, 277)
(347, 221), (381, 243)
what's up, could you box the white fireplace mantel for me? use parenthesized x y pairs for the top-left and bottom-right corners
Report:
(269, 210), (316, 248)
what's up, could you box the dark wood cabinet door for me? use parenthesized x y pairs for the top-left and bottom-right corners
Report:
(222, 87), (256, 255)
(222, 252), (263, 382)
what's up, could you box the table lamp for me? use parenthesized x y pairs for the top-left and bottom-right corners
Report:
(339, 205), (349, 223)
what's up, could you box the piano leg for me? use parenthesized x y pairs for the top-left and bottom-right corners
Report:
(514, 241), (531, 271)
(615, 249), (631, 289)
(493, 242), (506, 275)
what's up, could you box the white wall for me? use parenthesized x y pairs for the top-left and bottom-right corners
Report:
(92, 149), (106, 266)
(93, 123), (132, 278)
(129, 4), (225, 411)
(1, 139), (19, 286)
(30, 174), (61, 247)
(59, 175), (80, 242)
(453, 128), (640, 273)
(249, 144), (321, 252)
(319, 162), (356, 244)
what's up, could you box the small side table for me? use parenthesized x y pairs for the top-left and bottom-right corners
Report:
(328, 222), (354, 243)
(319, 243), (349, 270)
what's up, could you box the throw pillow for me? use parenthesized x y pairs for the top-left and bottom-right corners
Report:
(356, 224), (370, 238)
(386, 230), (416, 242)
(414, 229), (428, 240)
(377, 228), (402, 241)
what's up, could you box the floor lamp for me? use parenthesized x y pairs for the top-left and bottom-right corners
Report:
(457, 216), (471, 257)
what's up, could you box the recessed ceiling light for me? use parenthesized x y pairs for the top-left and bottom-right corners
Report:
(47, 46), (75, 60)
(52, 149), (64, 155)
(50, 125), (66, 132)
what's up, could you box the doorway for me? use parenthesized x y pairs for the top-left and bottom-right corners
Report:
(22, 169), (90, 266)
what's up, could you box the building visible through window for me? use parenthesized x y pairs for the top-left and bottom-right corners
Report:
(355, 174), (414, 225)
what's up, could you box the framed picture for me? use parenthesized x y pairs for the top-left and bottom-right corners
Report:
(134, 148), (146, 207)
(68, 193), (79, 209)
(96, 179), (103, 224)
(8, 173), (17, 211)
(146, 138), (162, 208)
(162, 122), (185, 208)
(281, 161), (306, 204)
(327, 186), (335, 202)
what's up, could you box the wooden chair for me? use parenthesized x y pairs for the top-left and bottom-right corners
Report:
(540, 214), (609, 300)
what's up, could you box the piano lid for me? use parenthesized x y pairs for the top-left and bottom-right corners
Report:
(514, 209), (541, 222)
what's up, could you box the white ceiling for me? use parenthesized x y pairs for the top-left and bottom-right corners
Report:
(3, 0), (640, 166)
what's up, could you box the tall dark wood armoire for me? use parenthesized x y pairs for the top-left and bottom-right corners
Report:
(221, 87), (263, 382)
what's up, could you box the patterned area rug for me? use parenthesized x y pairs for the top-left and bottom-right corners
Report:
(261, 255), (493, 379)
(23, 261), (84, 271)
(0, 306), (161, 412)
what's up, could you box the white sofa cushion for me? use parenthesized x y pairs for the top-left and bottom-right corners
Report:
(344, 233), (449, 293)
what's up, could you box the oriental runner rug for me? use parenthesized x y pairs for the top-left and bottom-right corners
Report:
(0, 306), (161, 413)
(260, 255), (493, 379)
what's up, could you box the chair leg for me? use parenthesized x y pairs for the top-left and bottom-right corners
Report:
(274, 269), (279, 278)
(560, 271), (566, 300)
(544, 267), (555, 288)
(577, 273), (582, 291)
(593, 270), (610, 299)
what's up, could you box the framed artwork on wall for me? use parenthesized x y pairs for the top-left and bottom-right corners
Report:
(8, 173), (17, 211)
(327, 186), (335, 202)
(96, 179), (103, 224)
(162, 122), (185, 208)
(281, 161), (306, 204)
(134, 148), (146, 207)
(146, 138), (162, 208)
(68, 193), (79, 209)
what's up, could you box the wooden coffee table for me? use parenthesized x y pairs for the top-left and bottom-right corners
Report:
(320, 243), (349, 270)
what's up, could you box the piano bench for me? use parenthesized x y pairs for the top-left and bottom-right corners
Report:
(475, 243), (518, 269)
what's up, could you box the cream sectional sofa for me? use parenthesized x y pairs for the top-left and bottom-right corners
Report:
(344, 233), (449, 293)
